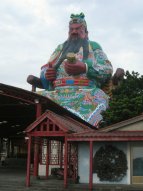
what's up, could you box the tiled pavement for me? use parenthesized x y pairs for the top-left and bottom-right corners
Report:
(0, 167), (143, 191)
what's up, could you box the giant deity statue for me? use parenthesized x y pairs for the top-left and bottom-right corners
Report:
(27, 13), (124, 127)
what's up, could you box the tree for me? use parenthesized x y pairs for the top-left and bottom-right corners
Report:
(101, 71), (143, 126)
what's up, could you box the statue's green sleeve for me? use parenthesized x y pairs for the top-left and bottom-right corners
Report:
(48, 44), (63, 63)
(84, 41), (113, 86)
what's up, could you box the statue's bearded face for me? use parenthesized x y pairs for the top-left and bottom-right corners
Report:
(68, 23), (87, 40)
(61, 23), (89, 60)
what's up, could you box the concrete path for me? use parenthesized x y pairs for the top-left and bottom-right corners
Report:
(0, 166), (143, 191)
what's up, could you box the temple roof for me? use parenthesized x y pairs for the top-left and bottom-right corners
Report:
(1, 83), (143, 140)
(0, 83), (93, 137)
(99, 114), (143, 132)
(67, 130), (143, 141)
(25, 110), (92, 137)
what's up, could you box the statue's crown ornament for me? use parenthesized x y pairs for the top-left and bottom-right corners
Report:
(69, 13), (87, 29)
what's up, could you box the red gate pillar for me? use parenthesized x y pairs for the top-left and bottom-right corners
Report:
(33, 138), (39, 177)
(36, 102), (42, 118)
(26, 136), (32, 187)
(33, 102), (42, 177)
(64, 138), (68, 188)
(89, 141), (93, 190)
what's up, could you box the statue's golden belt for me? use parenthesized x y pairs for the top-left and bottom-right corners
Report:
(53, 78), (90, 87)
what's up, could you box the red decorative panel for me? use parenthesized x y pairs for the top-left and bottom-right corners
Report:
(68, 143), (78, 181)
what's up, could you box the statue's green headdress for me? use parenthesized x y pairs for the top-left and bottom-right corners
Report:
(69, 13), (87, 31)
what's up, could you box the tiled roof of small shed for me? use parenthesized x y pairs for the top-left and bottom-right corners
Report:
(67, 131), (143, 141)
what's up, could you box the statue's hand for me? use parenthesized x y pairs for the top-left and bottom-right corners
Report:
(114, 68), (124, 79)
(112, 68), (125, 85)
(45, 62), (56, 81)
(64, 60), (86, 75)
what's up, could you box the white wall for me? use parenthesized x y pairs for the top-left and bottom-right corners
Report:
(38, 164), (61, 176)
(39, 164), (46, 176)
(78, 142), (90, 183)
(78, 142), (130, 184)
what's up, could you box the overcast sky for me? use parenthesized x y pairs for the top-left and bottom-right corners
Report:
(1, 0), (143, 90)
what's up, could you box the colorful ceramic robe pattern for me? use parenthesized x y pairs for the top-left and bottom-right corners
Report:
(40, 40), (113, 127)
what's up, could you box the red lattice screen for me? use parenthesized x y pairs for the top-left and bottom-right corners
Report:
(40, 139), (64, 165)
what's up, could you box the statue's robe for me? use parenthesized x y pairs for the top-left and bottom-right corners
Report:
(40, 41), (113, 127)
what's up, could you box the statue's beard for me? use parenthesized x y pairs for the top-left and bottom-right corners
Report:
(61, 37), (89, 60)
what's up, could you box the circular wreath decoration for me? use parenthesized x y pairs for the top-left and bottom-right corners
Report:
(93, 145), (128, 182)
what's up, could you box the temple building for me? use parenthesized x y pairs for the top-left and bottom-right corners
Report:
(0, 83), (143, 190)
